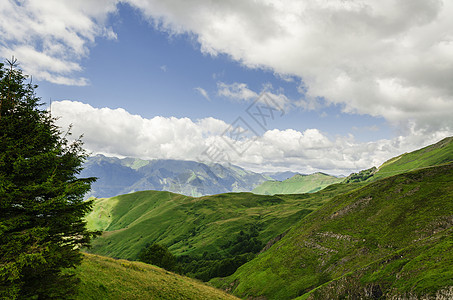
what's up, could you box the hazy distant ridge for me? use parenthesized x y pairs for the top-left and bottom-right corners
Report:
(80, 155), (270, 198)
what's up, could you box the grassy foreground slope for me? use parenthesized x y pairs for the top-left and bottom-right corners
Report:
(214, 163), (453, 299)
(252, 173), (343, 195)
(85, 184), (363, 260)
(76, 253), (238, 300)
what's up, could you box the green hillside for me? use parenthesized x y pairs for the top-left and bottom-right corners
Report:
(213, 163), (453, 299)
(76, 253), (238, 300)
(343, 137), (453, 184)
(373, 136), (453, 181)
(301, 227), (453, 299)
(253, 172), (343, 195)
(85, 184), (362, 261)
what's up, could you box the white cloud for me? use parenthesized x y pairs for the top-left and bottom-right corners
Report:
(124, 0), (453, 133)
(194, 87), (210, 101)
(0, 0), (117, 85)
(217, 82), (296, 112)
(52, 100), (223, 159)
(5, 0), (453, 133)
(4, 0), (452, 159)
(52, 101), (453, 175)
(217, 82), (258, 101)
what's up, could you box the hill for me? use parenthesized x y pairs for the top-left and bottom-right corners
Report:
(253, 172), (343, 195)
(371, 136), (453, 180)
(213, 163), (453, 299)
(86, 185), (361, 259)
(76, 253), (238, 300)
(85, 183), (363, 279)
(344, 136), (453, 183)
(80, 155), (270, 198)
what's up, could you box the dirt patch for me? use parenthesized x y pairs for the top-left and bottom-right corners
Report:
(330, 196), (372, 219)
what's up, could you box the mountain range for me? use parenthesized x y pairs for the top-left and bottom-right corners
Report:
(80, 155), (342, 198)
(80, 155), (271, 198)
(84, 136), (453, 299)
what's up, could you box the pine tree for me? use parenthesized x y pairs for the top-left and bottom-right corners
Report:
(0, 58), (98, 299)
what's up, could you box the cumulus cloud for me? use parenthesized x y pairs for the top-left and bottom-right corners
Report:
(52, 101), (451, 175)
(5, 0), (453, 166)
(0, 0), (117, 85)
(124, 0), (453, 133)
(4, 0), (453, 133)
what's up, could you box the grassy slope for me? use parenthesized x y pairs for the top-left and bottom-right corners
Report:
(301, 227), (453, 299)
(370, 136), (453, 181)
(213, 163), (453, 299)
(76, 253), (238, 300)
(252, 173), (343, 195)
(85, 184), (363, 260)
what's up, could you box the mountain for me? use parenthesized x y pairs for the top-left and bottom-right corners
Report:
(77, 253), (238, 300)
(262, 171), (303, 181)
(253, 172), (343, 195)
(213, 163), (453, 299)
(80, 155), (270, 198)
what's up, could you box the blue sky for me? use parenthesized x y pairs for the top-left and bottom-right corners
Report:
(1, 1), (452, 174)
(36, 3), (388, 140)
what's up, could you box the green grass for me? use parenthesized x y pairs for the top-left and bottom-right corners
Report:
(85, 184), (363, 261)
(370, 136), (453, 181)
(252, 172), (343, 195)
(76, 253), (238, 299)
(214, 163), (453, 299)
(301, 228), (453, 299)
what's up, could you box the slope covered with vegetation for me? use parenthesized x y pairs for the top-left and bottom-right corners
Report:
(214, 163), (453, 299)
(343, 137), (453, 184)
(253, 172), (343, 195)
(301, 227), (453, 299)
(76, 253), (238, 300)
(85, 183), (363, 280)
(371, 136), (453, 180)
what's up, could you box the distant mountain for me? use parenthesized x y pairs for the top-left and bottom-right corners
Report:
(262, 171), (303, 181)
(252, 172), (343, 195)
(80, 155), (270, 198)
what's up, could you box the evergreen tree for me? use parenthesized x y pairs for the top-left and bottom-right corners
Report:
(0, 58), (98, 299)
(138, 243), (176, 271)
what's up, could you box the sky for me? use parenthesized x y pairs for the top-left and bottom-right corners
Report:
(1, 0), (453, 175)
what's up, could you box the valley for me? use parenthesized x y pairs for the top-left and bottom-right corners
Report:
(83, 137), (453, 299)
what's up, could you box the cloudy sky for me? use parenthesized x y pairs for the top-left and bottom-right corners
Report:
(1, 0), (452, 175)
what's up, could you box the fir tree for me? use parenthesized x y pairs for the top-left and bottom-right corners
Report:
(0, 58), (98, 299)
